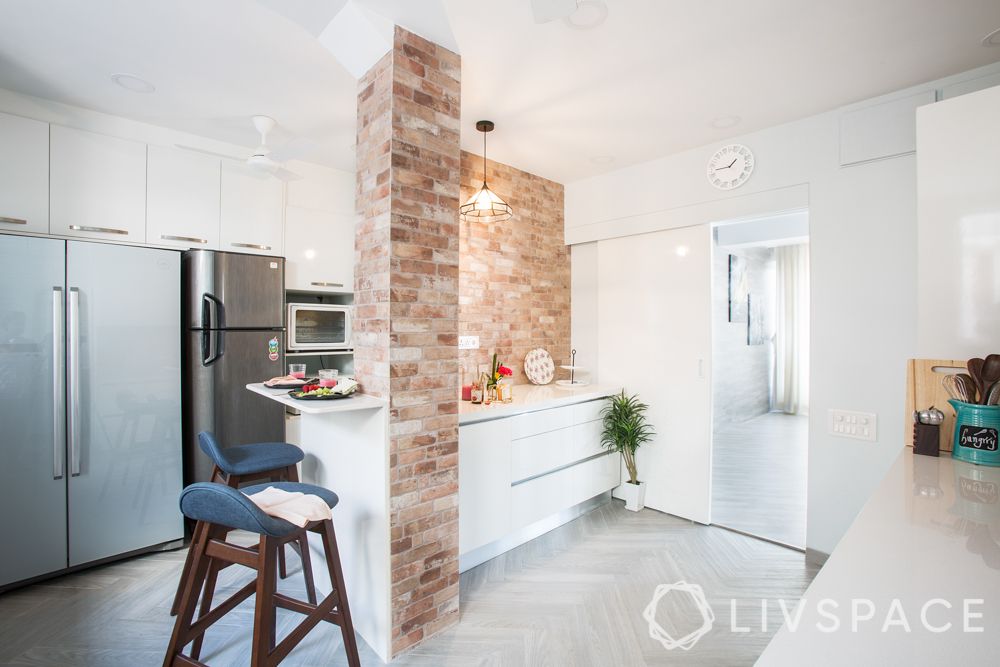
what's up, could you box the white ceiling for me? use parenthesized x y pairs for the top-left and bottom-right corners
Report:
(0, 0), (999, 182)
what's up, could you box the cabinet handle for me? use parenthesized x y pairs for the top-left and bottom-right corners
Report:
(231, 242), (272, 251)
(311, 281), (344, 288)
(161, 234), (208, 244)
(0, 216), (27, 225)
(69, 224), (128, 235)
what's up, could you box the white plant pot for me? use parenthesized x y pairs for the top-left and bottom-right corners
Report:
(616, 481), (646, 512)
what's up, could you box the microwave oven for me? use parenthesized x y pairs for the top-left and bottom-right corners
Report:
(287, 303), (352, 350)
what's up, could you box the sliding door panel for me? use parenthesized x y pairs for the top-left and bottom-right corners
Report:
(597, 226), (713, 523)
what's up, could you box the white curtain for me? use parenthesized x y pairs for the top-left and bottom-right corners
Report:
(773, 244), (809, 414)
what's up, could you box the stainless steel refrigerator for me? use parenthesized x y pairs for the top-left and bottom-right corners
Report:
(0, 235), (183, 588)
(182, 250), (286, 484)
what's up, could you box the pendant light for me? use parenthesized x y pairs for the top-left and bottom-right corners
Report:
(460, 120), (513, 223)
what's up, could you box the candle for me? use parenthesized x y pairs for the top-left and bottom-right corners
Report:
(461, 384), (473, 401)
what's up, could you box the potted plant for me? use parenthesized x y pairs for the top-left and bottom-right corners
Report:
(600, 390), (655, 511)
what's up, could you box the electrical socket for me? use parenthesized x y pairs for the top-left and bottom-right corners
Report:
(458, 335), (480, 350)
(828, 409), (877, 442)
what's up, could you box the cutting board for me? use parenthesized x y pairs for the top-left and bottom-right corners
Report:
(904, 358), (966, 453)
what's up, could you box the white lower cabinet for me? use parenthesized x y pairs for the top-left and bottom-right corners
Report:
(458, 419), (511, 554)
(459, 397), (619, 567)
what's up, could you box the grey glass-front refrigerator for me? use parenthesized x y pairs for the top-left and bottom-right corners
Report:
(182, 250), (285, 484)
(0, 235), (183, 588)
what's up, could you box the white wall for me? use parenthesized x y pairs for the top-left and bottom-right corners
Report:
(568, 62), (1000, 555)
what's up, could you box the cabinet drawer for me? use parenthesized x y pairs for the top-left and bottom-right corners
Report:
(511, 429), (568, 483)
(569, 453), (619, 507)
(567, 420), (605, 462)
(572, 398), (607, 425)
(511, 466), (572, 529)
(511, 404), (574, 439)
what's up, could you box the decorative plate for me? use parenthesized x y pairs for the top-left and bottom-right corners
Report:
(524, 348), (555, 385)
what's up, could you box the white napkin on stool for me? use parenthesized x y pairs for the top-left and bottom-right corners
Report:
(245, 486), (332, 527)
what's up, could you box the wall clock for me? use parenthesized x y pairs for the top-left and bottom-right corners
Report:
(707, 144), (754, 190)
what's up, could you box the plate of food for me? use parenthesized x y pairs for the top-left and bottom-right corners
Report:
(288, 385), (351, 400)
(265, 375), (317, 389)
(288, 378), (360, 400)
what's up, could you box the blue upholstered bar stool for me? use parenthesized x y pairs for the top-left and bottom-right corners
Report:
(164, 482), (361, 667)
(170, 433), (312, 616)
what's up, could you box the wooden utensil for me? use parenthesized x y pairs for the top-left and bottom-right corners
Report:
(980, 355), (1000, 404)
(968, 358), (986, 404)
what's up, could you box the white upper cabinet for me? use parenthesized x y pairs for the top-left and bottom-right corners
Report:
(0, 112), (49, 234)
(219, 162), (284, 255)
(146, 145), (221, 249)
(49, 125), (147, 241)
(284, 206), (356, 292)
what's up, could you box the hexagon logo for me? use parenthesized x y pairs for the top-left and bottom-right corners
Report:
(642, 581), (715, 651)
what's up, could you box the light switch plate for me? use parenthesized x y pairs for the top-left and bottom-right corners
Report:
(828, 409), (877, 442)
(458, 335), (480, 350)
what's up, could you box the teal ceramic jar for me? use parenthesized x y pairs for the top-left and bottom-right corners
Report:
(949, 399), (1000, 467)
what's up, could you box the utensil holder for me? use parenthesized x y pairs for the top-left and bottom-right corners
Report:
(949, 400), (1000, 467)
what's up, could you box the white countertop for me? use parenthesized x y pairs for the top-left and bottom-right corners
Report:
(759, 448), (1000, 664)
(459, 383), (619, 425)
(246, 383), (387, 414)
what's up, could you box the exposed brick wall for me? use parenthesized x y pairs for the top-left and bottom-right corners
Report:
(354, 26), (461, 657)
(459, 154), (570, 385)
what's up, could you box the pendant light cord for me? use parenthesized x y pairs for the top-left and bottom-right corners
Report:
(482, 130), (488, 187)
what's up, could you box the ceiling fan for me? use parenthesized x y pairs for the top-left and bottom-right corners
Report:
(176, 115), (305, 182)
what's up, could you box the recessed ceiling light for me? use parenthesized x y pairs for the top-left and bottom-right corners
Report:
(564, 1), (608, 30)
(982, 27), (1000, 47)
(675, 245), (690, 257)
(589, 155), (614, 165)
(111, 73), (156, 93)
(710, 115), (741, 130)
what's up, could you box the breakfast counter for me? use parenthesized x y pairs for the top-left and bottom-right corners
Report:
(759, 448), (1000, 665)
(459, 383), (620, 425)
(246, 383), (392, 662)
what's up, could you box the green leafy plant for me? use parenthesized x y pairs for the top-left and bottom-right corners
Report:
(600, 390), (655, 485)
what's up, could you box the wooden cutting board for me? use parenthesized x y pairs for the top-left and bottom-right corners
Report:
(904, 358), (967, 452)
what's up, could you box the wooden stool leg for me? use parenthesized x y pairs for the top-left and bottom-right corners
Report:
(163, 522), (213, 667)
(320, 521), (361, 667)
(170, 467), (232, 616)
(169, 539), (196, 616)
(251, 536), (278, 667)
(190, 557), (221, 661)
(298, 532), (317, 605)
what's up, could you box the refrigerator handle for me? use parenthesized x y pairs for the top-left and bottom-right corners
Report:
(202, 329), (223, 366)
(68, 287), (81, 477)
(202, 292), (223, 329)
(52, 287), (65, 480)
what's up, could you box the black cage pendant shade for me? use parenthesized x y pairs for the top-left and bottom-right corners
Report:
(460, 120), (513, 223)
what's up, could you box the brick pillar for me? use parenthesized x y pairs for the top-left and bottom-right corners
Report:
(355, 26), (461, 656)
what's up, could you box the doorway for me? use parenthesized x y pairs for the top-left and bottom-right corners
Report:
(710, 211), (809, 549)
